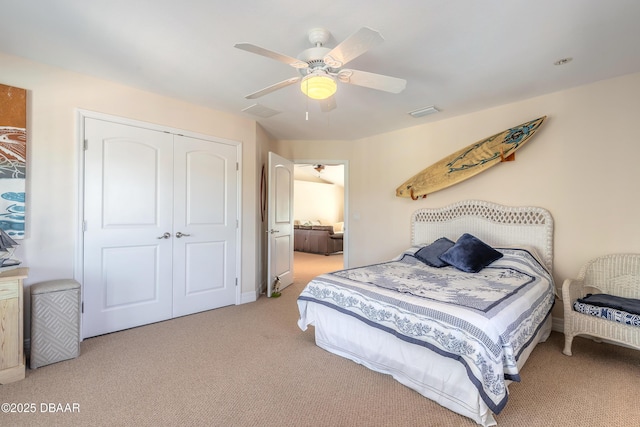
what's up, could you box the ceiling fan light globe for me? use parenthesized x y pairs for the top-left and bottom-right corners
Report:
(301, 74), (337, 100)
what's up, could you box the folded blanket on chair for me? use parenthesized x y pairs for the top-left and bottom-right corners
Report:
(577, 293), (640, 316)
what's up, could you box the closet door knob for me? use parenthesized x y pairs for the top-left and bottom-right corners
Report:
(176, 232), (191, 238)
(157, 232), (171, 239)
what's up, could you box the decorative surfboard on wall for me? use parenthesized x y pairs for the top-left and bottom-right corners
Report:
(396, 116), (546, 200)
(0, 83), (27, 238)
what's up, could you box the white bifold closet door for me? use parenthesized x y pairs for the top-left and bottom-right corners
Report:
(82, 117), (238, 338)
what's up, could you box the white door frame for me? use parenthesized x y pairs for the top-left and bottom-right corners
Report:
(294, 158), (349, 269)
(74, 109), (242, 338)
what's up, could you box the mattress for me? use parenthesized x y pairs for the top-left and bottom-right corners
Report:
(297, 248), (554, 426)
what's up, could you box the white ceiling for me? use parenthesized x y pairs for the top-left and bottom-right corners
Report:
(295, 164), (344, 187)
(2, 0), (640, 141)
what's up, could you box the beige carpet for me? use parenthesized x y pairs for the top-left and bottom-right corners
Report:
(1, 253), (639, 426)
(292, 251), (344, 286)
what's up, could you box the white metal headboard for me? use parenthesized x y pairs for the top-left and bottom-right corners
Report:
(411, 200), (554, 272)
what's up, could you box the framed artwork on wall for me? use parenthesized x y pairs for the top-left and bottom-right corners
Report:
(0, 83), (26, 239)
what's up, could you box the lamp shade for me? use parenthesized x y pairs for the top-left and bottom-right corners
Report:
(300, 73), (337, 100)
(0, 228), (19, 268)
(0, 228), (17, 252)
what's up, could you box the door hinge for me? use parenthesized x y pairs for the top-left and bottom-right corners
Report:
(235, 278), (238, 287)
(81, 302), (84, 313)
(236, 162), (239, 171)
(84, 139), (88, 150)
(83, 220), (87, 232)
(236, 219), (239, 228)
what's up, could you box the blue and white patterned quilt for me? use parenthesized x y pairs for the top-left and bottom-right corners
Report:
(297, 248), (554, 414)
(573, 301), (640, 326)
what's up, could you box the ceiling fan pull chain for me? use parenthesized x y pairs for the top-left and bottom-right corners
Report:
(305, 79), (309, 120)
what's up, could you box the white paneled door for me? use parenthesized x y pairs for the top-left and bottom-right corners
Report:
(82, 117), (238, 338)
(172, 135), (238, 317)
(267, 152), (294, 297)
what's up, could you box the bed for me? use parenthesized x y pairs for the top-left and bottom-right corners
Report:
(297, 200), (555, 426)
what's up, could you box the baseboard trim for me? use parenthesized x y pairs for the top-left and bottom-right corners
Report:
(240, 289), (258, 304)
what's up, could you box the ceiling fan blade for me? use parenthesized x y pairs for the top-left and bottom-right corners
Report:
(323, 27), (384, 68)
(234, 43), (308, 69)
(245, 77), (301, 99)
(319, 96), (336, 112)
(337, 69), (407, 93)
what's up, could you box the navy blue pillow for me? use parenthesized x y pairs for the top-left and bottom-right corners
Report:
(439, 233), (503, 273)
(414, 237), (455, 267)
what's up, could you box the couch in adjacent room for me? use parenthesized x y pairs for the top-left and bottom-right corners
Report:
(294, 221), (343, 255)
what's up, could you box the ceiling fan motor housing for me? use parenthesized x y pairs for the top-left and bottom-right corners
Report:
(307, 28), (331, 46)
(297, 47), (332, 75)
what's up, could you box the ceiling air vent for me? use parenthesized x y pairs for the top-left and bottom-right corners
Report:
(241, 103), (281, 118)
(408, 105), (439, 118)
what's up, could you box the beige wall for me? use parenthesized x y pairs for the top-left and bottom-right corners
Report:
(273, 72), (640, 321)
(0, 52), (266, 335)
(257, 126), (275, 295)
(294, 180), (344, 225)
(3, 46), (640, 329)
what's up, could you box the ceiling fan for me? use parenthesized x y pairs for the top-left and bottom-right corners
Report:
(313, 164), (325, 174)
(234, 27), (407, 111)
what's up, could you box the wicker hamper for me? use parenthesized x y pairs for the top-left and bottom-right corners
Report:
(30, 279), (81, 369)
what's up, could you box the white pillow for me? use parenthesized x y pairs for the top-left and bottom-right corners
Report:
(497, 245), (545, 268)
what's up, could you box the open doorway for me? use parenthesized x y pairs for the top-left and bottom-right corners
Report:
(292, 161), (347, 284)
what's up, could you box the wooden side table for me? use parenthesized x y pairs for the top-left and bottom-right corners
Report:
(0, 267), (28, 384)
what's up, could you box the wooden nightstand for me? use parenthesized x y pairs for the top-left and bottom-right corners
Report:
(0, 267), (28, 384)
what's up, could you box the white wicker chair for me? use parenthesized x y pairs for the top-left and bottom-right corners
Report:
(562, 253), (640, 356)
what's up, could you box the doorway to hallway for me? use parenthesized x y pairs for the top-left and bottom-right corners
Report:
(292, 161), (347, 286)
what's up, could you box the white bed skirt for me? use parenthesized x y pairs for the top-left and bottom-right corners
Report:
(299, 300), (552, 427)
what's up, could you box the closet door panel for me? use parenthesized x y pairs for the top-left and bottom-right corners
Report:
(186, 153), (226, 225)
(83, 118), (174, 338)
(102, 140), (159, 226)
(184, 241), (225, 293)
(172, 135), (238, 317)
